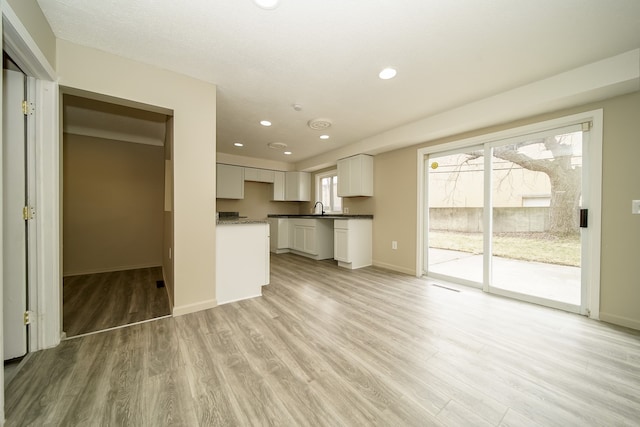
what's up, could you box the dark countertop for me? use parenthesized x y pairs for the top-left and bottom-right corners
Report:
(267, 214), (373, 219)
(217, 218), (269, 225)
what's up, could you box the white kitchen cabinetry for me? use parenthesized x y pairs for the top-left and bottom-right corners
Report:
(216, 222), (270, 305)
(216, 163), (244, 199)
(289, 218), (333, 260)
(268, 218), (290, 253)
(337, 154), (373, 197)
(334, 219), (372, 269)
(244, 167), (275, 183)
(285, 171), (310, 201)
(272, 171), (286, 201)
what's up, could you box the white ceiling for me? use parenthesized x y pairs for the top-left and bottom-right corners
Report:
(40, 0), (640, 165)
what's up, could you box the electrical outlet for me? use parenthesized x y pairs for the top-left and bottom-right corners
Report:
(343, 207), (349, 214)
(392, 241), (398, 250)
(633, 200), (640, 214)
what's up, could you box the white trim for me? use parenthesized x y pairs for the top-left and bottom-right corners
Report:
(1, 3), (55, 81)
(417, 109), (603, 319)
(34, 79), (60, 350)
(172, 298), (217, 317)
(314, 168), (342, 214)
(2, 2), (60, 359)
(585, 110), (603, 320)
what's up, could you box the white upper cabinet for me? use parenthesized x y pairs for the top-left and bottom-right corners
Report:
(216, 164), (244, 199)
(244, 167), (275, 183)
(285, 171), (310, 201)
(337, 154), (373, 197)
(272, 171), (286, 201)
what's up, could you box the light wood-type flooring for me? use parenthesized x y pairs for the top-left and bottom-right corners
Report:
(63, 267), (171, 337)
(6, 253), (640, 426)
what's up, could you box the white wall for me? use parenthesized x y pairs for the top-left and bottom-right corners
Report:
(56, 40), (218, 314)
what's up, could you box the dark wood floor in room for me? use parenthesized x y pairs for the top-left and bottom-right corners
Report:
(63, 267), (171, 337)
(6, 254), (640, 426)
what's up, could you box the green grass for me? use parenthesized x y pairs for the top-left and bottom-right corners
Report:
(429, 231), (580, 267)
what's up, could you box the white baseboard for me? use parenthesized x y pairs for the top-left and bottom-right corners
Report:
(599, 312), (640, 331)
(63, 263), (162, 277)
(372, 260), (416, 276)
(172, 299), (217, 317)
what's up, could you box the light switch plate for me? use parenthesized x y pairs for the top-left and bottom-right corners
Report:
(632, 200), (640, 214)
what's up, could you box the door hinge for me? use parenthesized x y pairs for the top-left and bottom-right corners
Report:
(23, 205), (35, 220)
(22, 100), (34, 115)
(24, 310), (32, 325)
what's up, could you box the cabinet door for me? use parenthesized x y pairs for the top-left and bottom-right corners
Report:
(303, 227), (316, 254)
(334, 228), (349, 262)
(217, 164), (244, 199)
(272, 171), (285, 201)
(285, 171), (311, 201)
(293, 225), (306, 252)
(337, 155), (373, 197)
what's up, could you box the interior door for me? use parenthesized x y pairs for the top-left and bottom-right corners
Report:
(3, 67), (28, 360)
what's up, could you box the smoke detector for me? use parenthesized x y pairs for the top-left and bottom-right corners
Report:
(268, 142), (287, 150)
(308, 118), (332, 131)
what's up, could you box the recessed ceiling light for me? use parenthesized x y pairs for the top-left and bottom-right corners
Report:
(320, 135), (330, 140)
(253, 0), (280, 10)
(260, 120), (272, 126)
(379, 67), (397, 80)
(284, 151), (292, 155)
(233, 142), (244, 147)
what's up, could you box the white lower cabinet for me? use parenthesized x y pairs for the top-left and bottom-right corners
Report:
(268, 218), (290, 253)
(334, 219), (372, 269)
(286, 218), (333, 260)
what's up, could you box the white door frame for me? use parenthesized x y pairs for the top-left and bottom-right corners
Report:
(1, 0), (60, 361)
(416, 109), (603, 320)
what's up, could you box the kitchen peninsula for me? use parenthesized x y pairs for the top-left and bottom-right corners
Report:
(216, 216), (270, 305)
(268, 214), (373, 269)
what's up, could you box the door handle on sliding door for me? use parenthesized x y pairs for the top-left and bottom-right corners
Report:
(580, 209), (588, 228)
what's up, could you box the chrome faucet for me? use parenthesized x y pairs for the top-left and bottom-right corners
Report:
(313, 201), (325, 215)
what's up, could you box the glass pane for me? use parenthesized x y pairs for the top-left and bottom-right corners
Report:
(332, 176), (342, 211)
(428, 150), (484, 283)
(491, 131), (582, 305)
(320, 177), (331, 207)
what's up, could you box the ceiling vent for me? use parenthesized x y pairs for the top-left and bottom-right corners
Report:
(308, 118), (332, 130)
(268, 142), (288, 150)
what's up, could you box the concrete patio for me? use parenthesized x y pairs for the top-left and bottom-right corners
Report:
(428, 248), (581, 305)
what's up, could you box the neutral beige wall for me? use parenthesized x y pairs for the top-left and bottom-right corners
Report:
(63, 134), (164, 275)
(371, 91), (640, 329)
(56, 40), (217, 315)
(5, 0), (56, 67)
(217, 182), (302, 218)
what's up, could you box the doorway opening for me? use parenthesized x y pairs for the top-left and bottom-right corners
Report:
(419, 111), (602, 316)
(61, 93), (174, 337)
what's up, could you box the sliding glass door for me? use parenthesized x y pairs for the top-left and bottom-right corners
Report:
(424, 123), (590, 313)
(427, 147), (484, 286)
(489, 129), (583, 307)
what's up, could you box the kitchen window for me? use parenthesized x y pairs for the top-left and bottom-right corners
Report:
(316, 170), (342, 213)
